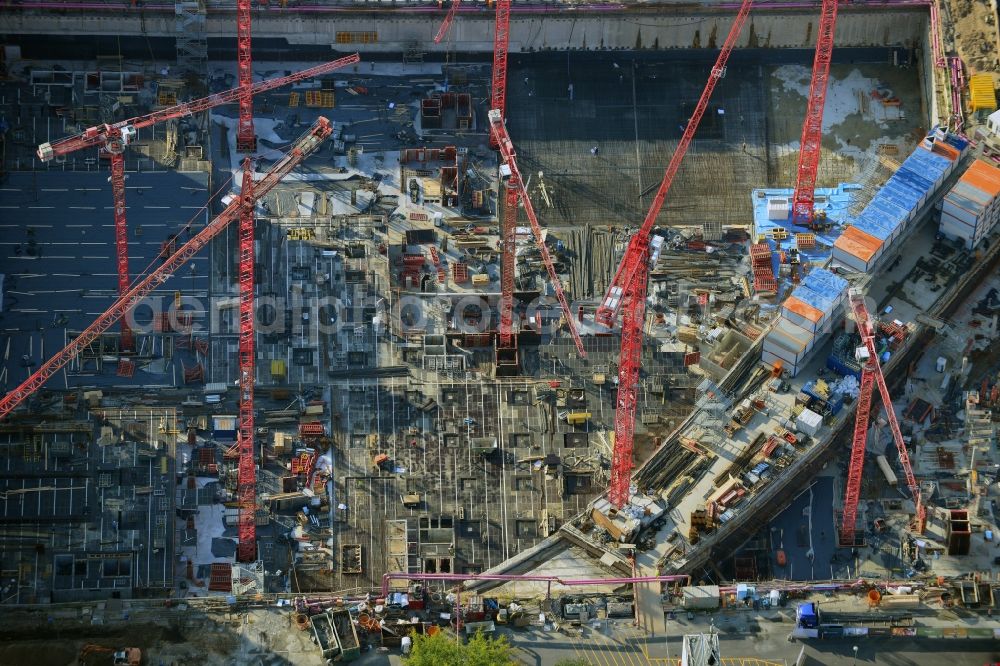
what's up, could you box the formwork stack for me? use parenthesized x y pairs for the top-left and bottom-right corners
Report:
(750, 241), (777, 293)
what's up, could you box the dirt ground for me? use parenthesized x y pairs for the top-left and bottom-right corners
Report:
(943, 0), (1000, 78)
(0, 607), (330, 666)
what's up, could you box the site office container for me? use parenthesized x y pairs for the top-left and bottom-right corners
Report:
(763, 349), (801, 378)
(781, 295), (825, 333)
(797, 285), (839, 319)
(939, 212), (976, 249)
(964, 159), (1000, 199)
(940, 160), (1000, 248)
(763, 316), (815, 366)
(942, 181), (992, 223)
(906, 147), (945, 189)
(801, 267), (846, 294)
(800, 269), (847, 310)
(869, 203), (906, 243)
(869, 198), (906, 241)
(833, 225), (883, 273)
(926, 141), (961, 172)
(882, 180), (922, 229)
(896, 166), (934, 209)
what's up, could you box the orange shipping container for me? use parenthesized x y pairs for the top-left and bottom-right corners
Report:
(835, 225), (882, 262)
(928, 141), (959, 162)
(961, 160), (1000, 198)
(783, 295), (824, 324)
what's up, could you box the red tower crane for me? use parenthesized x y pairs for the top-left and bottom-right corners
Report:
(108, 127), (133, 352)
(839, 288), (924, 546)
(593, 0), (754, 331)
(236, 0), (256, 153)
(236, 158), (257, 561)
(434, 0), (462, 44)
(34, 54), (357, 356)
(1, 118), (333, 422)
(607, 235), (663, 507)
(790, 0), (838, 227)
(498, 184), (518, 349)
(491, 0), (511, 118)
(488, 110), (585, 357)
(602, 0), (754, 508)
(491, 0), (517, 350)
(235, 0), (257, 562)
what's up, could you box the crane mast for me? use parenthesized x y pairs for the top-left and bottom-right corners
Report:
(235, 0), (258, 562)
(488, 110), (586, 357)
(492, 0), (518, 352)
(608, 235), (663, 507)
(839, 289), (924, 546)
(0, 119), (333, 421)
(236, 0), (256, 153)
(491, 0), (511, 117)
(236, 159), (258, 562)
(498, 184), (518, 349)
(790, 0), (838, 227)
(107, 129), (134, 352)
(594, 0), (754, 329)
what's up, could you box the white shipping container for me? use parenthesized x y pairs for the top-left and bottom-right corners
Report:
(773, 316), (814, 350)
(767, 198), (790, 221)
(832, 245), (876, 274)
(795, 408), (823, 437)
(682, 585), (721, 610)
(781, 302), (821, 333)
(762, 349), (801, 378)
(942, 201), (980, 226)
(940, 209), (977, 232)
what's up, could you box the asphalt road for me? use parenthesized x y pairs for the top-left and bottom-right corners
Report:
(503, 621), (1000, 666)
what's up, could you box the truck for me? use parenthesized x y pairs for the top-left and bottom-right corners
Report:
(796, 602), (818, 628)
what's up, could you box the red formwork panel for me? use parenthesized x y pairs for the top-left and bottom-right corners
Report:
(208, 562), (232, 591)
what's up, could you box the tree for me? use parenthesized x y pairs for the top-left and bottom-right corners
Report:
(554, 660), (593, 666)
(464, 631), (518, 666)
(404, 630), (519, 666)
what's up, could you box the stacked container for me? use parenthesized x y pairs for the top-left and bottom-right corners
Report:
(832, 130), (967, 273)
(764, 268), (848, 377)
(939, 159), (1000, 250)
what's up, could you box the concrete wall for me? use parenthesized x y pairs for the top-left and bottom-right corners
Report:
(4, 7), (928, 52)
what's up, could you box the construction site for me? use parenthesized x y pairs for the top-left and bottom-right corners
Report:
(2, 0), (1000, 665)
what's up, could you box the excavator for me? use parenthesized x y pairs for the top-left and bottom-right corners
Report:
(79, 644), (141, 665)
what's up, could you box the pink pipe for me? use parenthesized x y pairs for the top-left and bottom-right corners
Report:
(9, 1), (621, 12)
(10, 0), (933, 13)
(381, 571), (691, 597)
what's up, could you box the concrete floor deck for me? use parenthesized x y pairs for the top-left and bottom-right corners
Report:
(0, 170), (210, 394)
